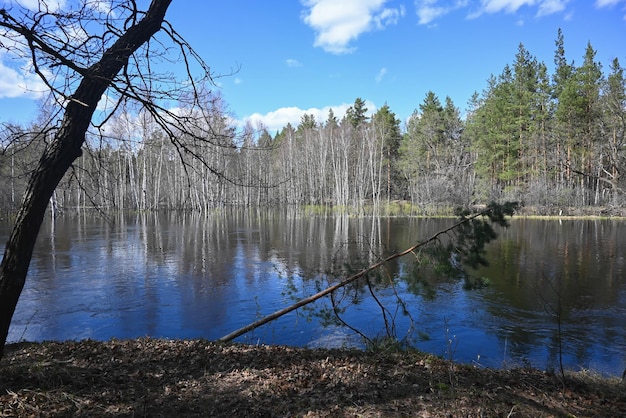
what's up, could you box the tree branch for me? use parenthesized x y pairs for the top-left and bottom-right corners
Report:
(219, 204), (512, 343)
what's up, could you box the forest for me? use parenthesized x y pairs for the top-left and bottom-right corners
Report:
(1, 29), (624, 216)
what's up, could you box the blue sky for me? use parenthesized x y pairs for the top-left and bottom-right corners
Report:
(1, 0), (625, 133)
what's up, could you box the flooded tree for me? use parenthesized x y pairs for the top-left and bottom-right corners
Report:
(0, 0), (224, 359)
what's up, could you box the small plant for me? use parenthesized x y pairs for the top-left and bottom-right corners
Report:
(444, 318), (459, 363)
(365, 335), (406, 353)
(443, 318), (460, 391)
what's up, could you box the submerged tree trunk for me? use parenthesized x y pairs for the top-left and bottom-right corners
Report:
(0, 0), (172, 359)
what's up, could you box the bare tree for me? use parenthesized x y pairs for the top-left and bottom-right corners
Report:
(0, 0), (224, 359)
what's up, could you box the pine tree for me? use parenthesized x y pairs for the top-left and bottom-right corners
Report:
(372, 104), (402, 201)
(346, 97), (369, 128)
(599, 58), (626, 203)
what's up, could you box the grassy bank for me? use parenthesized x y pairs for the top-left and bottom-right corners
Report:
(301, 202), (626, 219)
(1, 338), (624, 417)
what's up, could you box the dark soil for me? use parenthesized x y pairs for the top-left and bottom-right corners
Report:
(1, 338), (624, 417)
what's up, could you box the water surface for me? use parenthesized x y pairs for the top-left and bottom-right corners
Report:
(3, 211), (625, 376)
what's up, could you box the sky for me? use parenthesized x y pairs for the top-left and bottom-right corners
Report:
(0, 0), (625, 134)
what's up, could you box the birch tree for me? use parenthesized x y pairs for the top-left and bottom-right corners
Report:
(0, 0), (224, 358)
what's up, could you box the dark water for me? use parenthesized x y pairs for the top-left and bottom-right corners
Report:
(3, 211), (625, 376)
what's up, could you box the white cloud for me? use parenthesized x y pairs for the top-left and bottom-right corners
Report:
(0, 0), (113, 101)
(472, 0), (570, 17)
(234, 78), (243, 85)
(373, 5), (405, 28)
(10, 0), (114, 13)
(595, 0), (626, 18)
(479, 0), (536, 14)
(0, 54), (48, 99)
(537, 0), (568, 16)
(416, 3), (448, 25)
(95, 92), (113, 112)
(285, 58), (303, 67)
(595, 0), (625, 6)
(8, 0), (67, 10)
(241, 100), (377, 133)
(418, 0), (570, 23)
(88, 0), (114, 15)
(301, 0), (404, 54)
(415, 0), (468, 25)
(375, 67), (388, 83)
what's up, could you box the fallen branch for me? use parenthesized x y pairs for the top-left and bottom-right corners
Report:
(219, 206), (507, 343)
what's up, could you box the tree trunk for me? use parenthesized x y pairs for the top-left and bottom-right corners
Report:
(0, 0), (172, 359)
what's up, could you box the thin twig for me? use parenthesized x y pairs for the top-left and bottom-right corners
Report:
(219, 209), (493, 343)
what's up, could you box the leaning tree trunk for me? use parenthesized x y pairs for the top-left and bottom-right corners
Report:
(0, 0), (172, 360)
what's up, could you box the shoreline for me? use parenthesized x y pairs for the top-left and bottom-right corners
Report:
(2, 338), (625, 417)
(4, 203), (626, 222)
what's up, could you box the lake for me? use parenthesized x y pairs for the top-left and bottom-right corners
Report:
(3, 210), (625, 377)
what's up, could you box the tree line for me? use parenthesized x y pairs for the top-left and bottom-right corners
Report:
(1, 29), (624, 216)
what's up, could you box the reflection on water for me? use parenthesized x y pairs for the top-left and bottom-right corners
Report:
(2, 211), (625, 376)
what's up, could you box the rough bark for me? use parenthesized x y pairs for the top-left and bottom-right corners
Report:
(0, 0), (173, 360)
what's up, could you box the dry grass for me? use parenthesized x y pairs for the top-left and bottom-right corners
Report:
(1, 338), (624, 417)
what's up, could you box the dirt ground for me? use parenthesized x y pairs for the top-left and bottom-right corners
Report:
(1, 338), (624, 417)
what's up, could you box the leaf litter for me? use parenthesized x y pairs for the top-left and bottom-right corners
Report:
(1, 338), (624, 417)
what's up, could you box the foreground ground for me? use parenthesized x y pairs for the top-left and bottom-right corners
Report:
(1, 339), (624, 417)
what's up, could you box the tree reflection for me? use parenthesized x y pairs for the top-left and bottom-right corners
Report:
(4, 212), (625, 375)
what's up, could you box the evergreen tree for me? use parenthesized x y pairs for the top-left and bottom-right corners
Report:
(578, 43), (604, 202)
(415, 91), (445, 168)
(599, 58), (626, 203)
(470, 66), (518, 199)
(372, 103), (402, 200)
(346, 97), (369, 128)
(325, 108), (339, 128)
(553, 28), (574, 100)
(442, 96), (474, 205)
(554, 41), (604, 203)
(552, 28), (579, 194)
(512, 43), (539, 188)
(399, 92), (446, 204)
(530, 61), (556, 203)
(298, 113), (317, 131)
